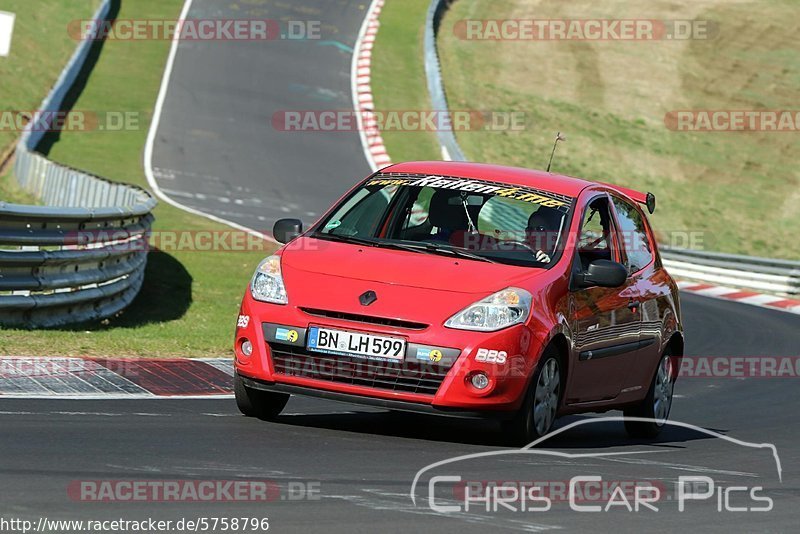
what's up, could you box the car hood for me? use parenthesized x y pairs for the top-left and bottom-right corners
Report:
(277, 237), (541, 325)
(280, 237), (536, 294)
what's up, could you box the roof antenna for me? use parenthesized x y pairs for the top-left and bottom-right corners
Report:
(546, 131), (566, 173)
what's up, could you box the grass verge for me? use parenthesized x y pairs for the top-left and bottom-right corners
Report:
(0, 0), (275, 357)
(435, 0), (799, 259)
(1, 0), (100, 203)
(370, 0), (441, 162)
(372, 0), (799, 259)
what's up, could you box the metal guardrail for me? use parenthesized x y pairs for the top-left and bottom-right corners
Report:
(424, 0), (466, 162)
(661, 248), (800, 296)
(0, 0), (157, 328)
(423, 0), (798, 297)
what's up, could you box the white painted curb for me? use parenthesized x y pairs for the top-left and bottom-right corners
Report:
(351, 0), (392, 172)
(677, 281), (800, 315)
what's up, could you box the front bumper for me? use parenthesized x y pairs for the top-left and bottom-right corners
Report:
(238, 374), (515, 420)
(234, 297), (544, 413)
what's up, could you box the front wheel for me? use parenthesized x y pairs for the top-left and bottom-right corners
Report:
(502, 349), (561, 446)
(235, 373), (289, 421)
(624, 351), (675, 438)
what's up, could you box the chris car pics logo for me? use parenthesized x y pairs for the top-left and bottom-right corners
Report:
(411, 417), (781, 515)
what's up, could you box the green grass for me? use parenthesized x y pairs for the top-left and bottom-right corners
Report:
(1, 0), (100, 203)
(0, 0), (275, 357)
(434, 0), (800, 259)
(0, 167), (37, 204)
(0, 0), (100, 153)
(370, 0), (441, 161)
(375, 0), (799, 259)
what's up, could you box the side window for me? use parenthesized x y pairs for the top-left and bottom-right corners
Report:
(325, 187), (395, 237)
(611, 196), (654, 273)
(577, 197), (616, 270)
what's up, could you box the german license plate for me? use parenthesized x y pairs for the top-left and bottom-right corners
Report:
(307, 326), (406, 361)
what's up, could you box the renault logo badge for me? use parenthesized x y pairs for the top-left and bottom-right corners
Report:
(359, 290), (377, 306)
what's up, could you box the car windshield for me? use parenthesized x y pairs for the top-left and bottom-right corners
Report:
(313, 174), (574, 268)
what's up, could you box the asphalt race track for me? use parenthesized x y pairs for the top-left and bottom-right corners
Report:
(3, 0), (799, 532)
(1, 295), (799, 531)
(150, 0), (371, 232)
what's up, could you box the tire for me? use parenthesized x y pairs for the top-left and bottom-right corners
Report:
(502, 348), (561, 446)
(624, 350), (675, 438)
(234, 373), (289, 421)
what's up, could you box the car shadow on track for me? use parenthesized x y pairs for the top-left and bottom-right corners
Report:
(269, 409), (726, 449)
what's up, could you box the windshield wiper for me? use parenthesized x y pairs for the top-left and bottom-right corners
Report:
(313, 233), (427, 255)
(312, 233), (495, 263)
(312, 232), (381, 247)
(313, 233), (434, 255)
(407, 242), (496, 263)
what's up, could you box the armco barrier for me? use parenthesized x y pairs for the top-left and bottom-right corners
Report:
(424, 0), (466, 162)
(661, 248), (800, 296)
(423, 0), (797, 296)
(0, 0), (157, 328)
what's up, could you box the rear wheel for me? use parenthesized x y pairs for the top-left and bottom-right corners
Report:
(624, 351), (675, 438)
(234, 373), (289, 421)
(502, 349), (561, 446)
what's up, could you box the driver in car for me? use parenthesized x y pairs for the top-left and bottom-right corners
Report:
(526, 206), (564, 264)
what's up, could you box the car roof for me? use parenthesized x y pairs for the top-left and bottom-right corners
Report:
(381, 161), (595, 198)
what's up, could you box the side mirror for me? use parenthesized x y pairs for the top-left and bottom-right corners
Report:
(645, 192), (656, 214)
(575, 259), (627, 289)
(273, 218), (303, 244)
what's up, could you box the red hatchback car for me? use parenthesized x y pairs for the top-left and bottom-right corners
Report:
(233, 161), (683, 443)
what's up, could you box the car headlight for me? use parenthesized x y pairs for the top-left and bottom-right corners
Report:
(250, 255), (288, 304)
(445, 287), (532, 332)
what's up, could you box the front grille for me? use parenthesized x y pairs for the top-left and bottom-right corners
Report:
(299, 307), (428, 331)
(269, 345), (449, 396)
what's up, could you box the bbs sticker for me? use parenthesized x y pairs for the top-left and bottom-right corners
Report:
(475, 348), (507, 364)
(237, 314), (250, 328)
